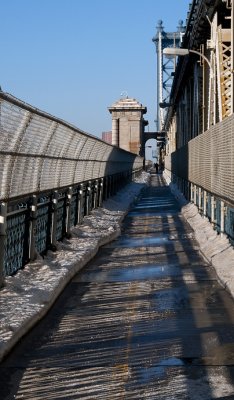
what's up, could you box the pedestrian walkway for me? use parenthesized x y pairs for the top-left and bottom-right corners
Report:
(1, 175), (234, 399)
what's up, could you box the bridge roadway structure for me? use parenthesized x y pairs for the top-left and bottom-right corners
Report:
(1, 174), (234, 399)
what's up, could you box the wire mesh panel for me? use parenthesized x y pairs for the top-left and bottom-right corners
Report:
(0, 92), (144, 279)
(206, 193), (212, 221)
(35, 200), (51, 254)
(166, 114), (234, 205)
(4, 209), (30, 276)
(0, 92), (143, 201)
(70, 190), (78, 228)
(56, 196), (66, 241)
(216, 199), (221, 232)
(226, 208), (234, 242)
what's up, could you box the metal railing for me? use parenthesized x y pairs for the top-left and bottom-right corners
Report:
(165, 114), (234, 242)
(0, 92), (143, 284)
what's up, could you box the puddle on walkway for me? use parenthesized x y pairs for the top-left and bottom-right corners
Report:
(118, 265), (181, 281)
(128, 210), (179, 217)
(153, 287), (190, 311)
(110, 236), (170, 248)
(78, 264), (182, 282)
(122, 232), (195, 241)
(141, 357), (186, 381)
(133, 202), (176, 210)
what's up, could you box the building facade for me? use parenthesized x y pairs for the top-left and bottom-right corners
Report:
(102, 131), (112, 144)
(108, 97), (147, 155)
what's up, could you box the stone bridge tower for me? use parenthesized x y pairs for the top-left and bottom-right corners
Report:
(108, 97), (147, 155)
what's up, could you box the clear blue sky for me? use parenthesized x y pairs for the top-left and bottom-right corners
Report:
(1, 0), (190, 138)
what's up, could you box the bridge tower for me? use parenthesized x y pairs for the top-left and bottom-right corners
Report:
(152, 20), (185, 131)
(108, 97), (147, 155)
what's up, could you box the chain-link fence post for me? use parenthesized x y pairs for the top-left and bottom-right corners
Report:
(190, 183), (194, 203)
(66, 187), (73, 238)
(198, 187), (202, 212)
(0, 202), (7, 287)
(51, 190), (58, 250)
(211, 196), (216, 227)
(85, 182), (91, 215)
(29, 195), (37, 261)
(77, 184), (84, 224)
(203, 190), (207, 217)
(220, 200), (226, 237)
(98, 178), (104, 207)
(93, 180), (98, 209)
(193, 185), (197, 205)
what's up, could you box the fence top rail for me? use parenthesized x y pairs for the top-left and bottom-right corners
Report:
(0, 91), (142, 159)
(0, 91), (104, 143)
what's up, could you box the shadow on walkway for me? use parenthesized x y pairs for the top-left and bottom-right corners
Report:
(1, 174), (234, 399)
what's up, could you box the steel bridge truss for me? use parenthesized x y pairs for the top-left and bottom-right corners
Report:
(152, 20), (185, 131)
(164, 0), (234, 245)
(208, 4), (232, 127)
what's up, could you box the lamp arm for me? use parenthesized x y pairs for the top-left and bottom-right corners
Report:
(189, 49), (214, 77)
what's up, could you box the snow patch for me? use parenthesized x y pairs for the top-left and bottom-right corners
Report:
(0, 172), (149, 361)
(164, 170), (234, 297)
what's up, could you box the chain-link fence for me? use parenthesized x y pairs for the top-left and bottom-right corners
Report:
(0, 92), (143, 283)
(165, 114), (234, 242)
(0, 92), (142, 201)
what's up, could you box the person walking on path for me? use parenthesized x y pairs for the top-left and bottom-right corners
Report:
(154, 162), (159, 173)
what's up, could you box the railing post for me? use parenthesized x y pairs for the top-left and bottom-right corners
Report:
(203, 190), (207, 217)
(198, 187), (202, 212)
(98, 178), (104, 207)
(211, 195), (216, 227)
(220, 200), (225, 237)
(0, 202), (7, 287)
(94, 179), (98, 208)
(85, 182), (91, 215)
(77, 184), (84, 224)
(29, 195), (37, 261)
(51, 191), (58, 250)
(66, 187), (73, 237)
(190, 183), (194, 203)
(193, 185), (197, 205)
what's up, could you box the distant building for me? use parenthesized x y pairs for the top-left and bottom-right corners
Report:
(108, 97), (147, 155)
(102, 131), (112, 144)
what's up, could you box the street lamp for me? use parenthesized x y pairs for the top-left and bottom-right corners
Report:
(163, 47), (214, 78)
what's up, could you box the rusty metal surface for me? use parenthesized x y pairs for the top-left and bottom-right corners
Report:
(0, 175), (234, 399)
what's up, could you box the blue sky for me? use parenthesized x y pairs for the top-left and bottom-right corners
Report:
(1, 0), (190, 139)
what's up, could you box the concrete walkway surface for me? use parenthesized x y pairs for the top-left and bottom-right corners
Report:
(0, 174), (234, 399)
